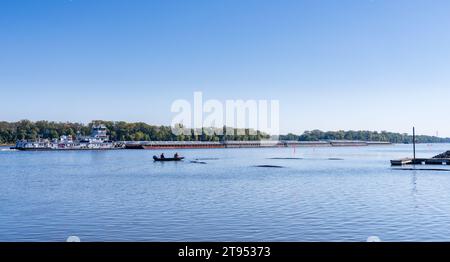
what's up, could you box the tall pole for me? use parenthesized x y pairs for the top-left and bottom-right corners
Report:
(413, 127), (416, 162)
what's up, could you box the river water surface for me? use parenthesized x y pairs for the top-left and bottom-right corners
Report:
(1, 144), (450, 241)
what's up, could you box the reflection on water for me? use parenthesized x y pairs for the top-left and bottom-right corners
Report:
(411, 171), (418, 209)
(1, 144), (450, 242)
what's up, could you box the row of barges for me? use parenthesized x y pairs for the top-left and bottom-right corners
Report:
(124, 140), (391, 149)
(12, 125), (391, 151)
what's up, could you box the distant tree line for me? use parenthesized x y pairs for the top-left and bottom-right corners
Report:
(0, 120), (269, 144)
(279, 130), (450, 144)
(1, 120), (449, 144)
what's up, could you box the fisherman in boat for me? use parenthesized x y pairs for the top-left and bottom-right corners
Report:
(153, 153), (184, 161)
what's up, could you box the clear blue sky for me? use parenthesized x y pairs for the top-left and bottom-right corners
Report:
(1, 0), (450, 136)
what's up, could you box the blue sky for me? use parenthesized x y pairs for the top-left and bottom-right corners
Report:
(1, 0), (450, 136)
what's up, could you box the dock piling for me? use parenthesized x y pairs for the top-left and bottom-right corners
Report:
(413, 127), (416, 163)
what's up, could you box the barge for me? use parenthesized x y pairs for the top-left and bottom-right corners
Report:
(125, 140), (391, 149)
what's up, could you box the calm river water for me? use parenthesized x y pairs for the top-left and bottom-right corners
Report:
(1, 144), (450, 242)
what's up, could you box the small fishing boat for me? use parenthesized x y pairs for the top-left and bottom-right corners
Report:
(153, 155), (184, 162)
